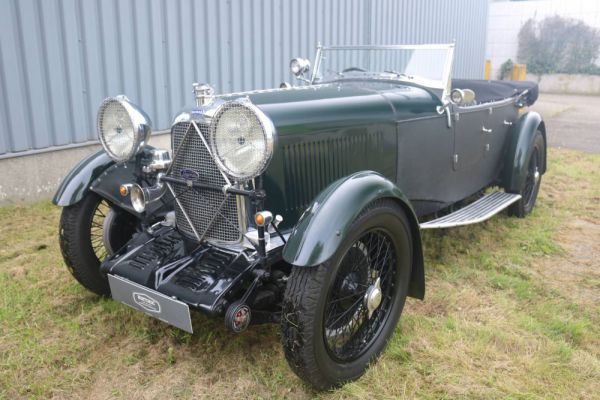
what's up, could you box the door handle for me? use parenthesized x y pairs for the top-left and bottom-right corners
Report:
(482, 126), (492, 133)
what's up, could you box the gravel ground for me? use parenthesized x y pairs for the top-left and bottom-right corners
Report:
(531, 93), (600, 154)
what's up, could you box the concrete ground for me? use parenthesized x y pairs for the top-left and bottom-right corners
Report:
(531, 93), (600, 154)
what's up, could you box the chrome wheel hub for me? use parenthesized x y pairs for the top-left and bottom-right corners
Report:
(364, 277), (382, 319)
(534, 167), (540, 184)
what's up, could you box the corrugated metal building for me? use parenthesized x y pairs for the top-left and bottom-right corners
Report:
(0, 0), (488, 158)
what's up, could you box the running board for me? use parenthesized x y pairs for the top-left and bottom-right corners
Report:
(419, 192), (521, 229)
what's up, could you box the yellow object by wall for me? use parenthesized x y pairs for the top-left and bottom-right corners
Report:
(484, 60), (491, 80)
(511, 64), (527, 81)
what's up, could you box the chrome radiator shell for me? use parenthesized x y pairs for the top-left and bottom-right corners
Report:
(168, 121), (244, 243)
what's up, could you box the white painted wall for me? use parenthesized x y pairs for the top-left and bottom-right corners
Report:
(486, 0), (600, 79)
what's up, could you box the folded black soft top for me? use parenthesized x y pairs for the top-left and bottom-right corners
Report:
(452, 79), (539, 106)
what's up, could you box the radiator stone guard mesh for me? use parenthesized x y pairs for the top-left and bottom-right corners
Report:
(168, 121), (242, 243)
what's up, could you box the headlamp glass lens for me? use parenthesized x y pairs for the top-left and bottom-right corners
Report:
(213, 104), (269, 180)
(98, 100), (136, 161)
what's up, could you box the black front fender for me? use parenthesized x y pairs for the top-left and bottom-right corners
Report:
(503, 111), (547, 192)
(53, 149), (140, 215)
(282, 171), (425, 299)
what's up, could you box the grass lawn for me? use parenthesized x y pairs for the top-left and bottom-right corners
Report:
(0, 148), (599, 399)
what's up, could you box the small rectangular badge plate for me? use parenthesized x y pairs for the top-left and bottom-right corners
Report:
(108, 274), (193, 333)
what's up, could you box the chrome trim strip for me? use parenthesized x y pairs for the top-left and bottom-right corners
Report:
(454, 97), (516, 113)
(322, 44), (456, 50)
(441, 44), (455, 102)
(191, 120), (232, 186)
(310, 42), (323, 83)
(235, 189), (249, 241)
(396, 114), (445, 124)
(166, 182), (202, 241)
(215, 83), (330, 99)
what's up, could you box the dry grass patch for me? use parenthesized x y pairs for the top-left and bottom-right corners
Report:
(0, 148), (599, 399)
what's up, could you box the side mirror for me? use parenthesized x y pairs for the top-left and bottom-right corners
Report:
(290, 58), (311, 82)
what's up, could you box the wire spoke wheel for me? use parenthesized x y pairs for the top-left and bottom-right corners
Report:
(281, 199), (411, 389)
(323, 229), (397, 362)
(89, 200), (111, 262)
(523, 148), (540, 209)
(59, 193), (141, 296)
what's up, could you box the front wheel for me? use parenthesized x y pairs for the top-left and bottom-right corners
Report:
(59, 193), (138, 295)
(280, 199), (412, 389)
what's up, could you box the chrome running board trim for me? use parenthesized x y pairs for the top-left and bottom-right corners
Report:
(419, 191), (521, 229)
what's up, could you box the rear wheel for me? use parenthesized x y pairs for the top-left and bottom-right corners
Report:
(59, 193), (138, 295)
(281, 199), (412, 389)
(509, 130), (545, 217)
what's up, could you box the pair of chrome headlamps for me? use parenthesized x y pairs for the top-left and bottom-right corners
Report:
(97, 95), (275, 211)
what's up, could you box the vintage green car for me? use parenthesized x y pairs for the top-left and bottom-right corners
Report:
(53, 44), (545, 389)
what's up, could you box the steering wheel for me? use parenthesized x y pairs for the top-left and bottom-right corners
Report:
(342, 67), (367, 73)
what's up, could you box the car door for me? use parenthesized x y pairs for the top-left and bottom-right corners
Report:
(479, 101), (518, 181)
(451, 103), (493, 195)
(396, 112), (455, 216)
(452, 103), (490, 171)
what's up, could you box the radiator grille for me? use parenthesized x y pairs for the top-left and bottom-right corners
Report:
(169, 122), (241, 242)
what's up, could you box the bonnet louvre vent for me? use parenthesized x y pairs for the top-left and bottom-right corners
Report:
(282, 132), (384, 211)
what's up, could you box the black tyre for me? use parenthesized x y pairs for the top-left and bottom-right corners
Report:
(509, 130), (545, 218)
(59, 193), (138, 296)
(281, 199), (412, 390)
(225, 301), (252, 333)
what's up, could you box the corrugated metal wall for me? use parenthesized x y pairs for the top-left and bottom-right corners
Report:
(0, 0), (488, 157)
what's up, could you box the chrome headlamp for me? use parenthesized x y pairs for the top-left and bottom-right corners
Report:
(290, 58), (311, 77)
(210, 101), (275, 181)
(97, 96), (152, 163)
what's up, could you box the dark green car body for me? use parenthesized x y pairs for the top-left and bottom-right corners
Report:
(52, 41), (548, 388)
(54, 78), (545, 301)
(246, 80), (545, 221)
(252, 81), (435, 225)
